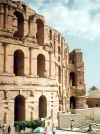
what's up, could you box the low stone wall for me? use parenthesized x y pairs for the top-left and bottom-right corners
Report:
(75, 107), (100, 120)
(58, 107), (100, 129)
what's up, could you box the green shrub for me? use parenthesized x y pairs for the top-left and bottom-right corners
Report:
(14, 119), (45, 132)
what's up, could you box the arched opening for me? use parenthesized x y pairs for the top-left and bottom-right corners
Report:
(37, 54), (45, 77)
(39, 95), (47, 118)
(14, 95), (25, 121)
(13, 11), (24, 38)
(58, 66), (61, 83)
(36, 19), (44, 46)
(70, 72), (76, 86)
(50, 29), (52, 40)
(14, 50), (24, 76)
(70, 96), (76, 109)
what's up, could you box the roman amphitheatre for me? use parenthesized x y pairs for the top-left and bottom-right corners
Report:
(0, 0), (99, 133)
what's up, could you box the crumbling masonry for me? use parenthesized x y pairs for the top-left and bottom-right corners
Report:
(0, 0), (86, 126)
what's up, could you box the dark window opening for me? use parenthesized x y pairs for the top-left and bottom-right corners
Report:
(14, 50), (24, 76)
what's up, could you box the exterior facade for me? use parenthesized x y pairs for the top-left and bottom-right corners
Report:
(0, 0), (86, 126)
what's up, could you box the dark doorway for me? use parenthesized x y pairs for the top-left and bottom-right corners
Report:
(14, 95), (25, 121)
(39, 95), (47, 118)
(70, 96), (76, 109)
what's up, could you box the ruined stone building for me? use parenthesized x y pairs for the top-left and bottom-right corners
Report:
(0, 0), (86, 126)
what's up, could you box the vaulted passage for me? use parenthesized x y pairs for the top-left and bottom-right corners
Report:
(70, 96), (76, 109)
(14, 50), (24, 76)
(39, 95), (47, 118)
(14, 95), (25, 121)
(37, 54), (45, 77)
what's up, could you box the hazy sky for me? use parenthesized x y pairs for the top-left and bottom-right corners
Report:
(15, 0), (100, 91)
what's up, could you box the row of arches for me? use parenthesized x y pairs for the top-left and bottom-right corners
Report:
(14, 95), (47, 121)
(14, 50), (45, 77)
(3, 95), (76, 123)
(13, 11), (44, 46)
(14, 95), (76, 121)
(14, 50), (76, 86)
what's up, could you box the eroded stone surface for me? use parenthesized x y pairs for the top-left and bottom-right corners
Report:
(0, 0), (86, 126)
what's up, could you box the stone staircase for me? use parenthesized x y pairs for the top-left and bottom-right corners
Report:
(78, 120), (100, 130)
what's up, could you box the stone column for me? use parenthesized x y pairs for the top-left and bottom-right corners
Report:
(2, 43), (8, 73)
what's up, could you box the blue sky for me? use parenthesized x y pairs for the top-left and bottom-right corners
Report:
(15, 0), (100, 91)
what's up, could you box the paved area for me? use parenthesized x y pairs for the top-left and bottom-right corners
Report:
(16, 129), (89, 134)
(15, 130), (89, 134)
(56, 130), (89, 134)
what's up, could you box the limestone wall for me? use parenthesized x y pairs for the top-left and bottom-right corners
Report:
(0, 0), (86, 127)
(58, 108), (100, 129)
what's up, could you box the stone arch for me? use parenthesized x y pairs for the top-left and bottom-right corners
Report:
(37, 54), (45, 77)
(70, 96), (76, 109)
(70, 72), (76, 86)
(14, 95), (25, 121)
(39, 95), (47, 118)
(13, 11), (24, 38)
(14, 49), (24, 76)
(36, 19), (44, 46)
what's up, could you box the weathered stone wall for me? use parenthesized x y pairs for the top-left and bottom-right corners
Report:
(58, 108), (100, 129)
(0, 0), (86, 126)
